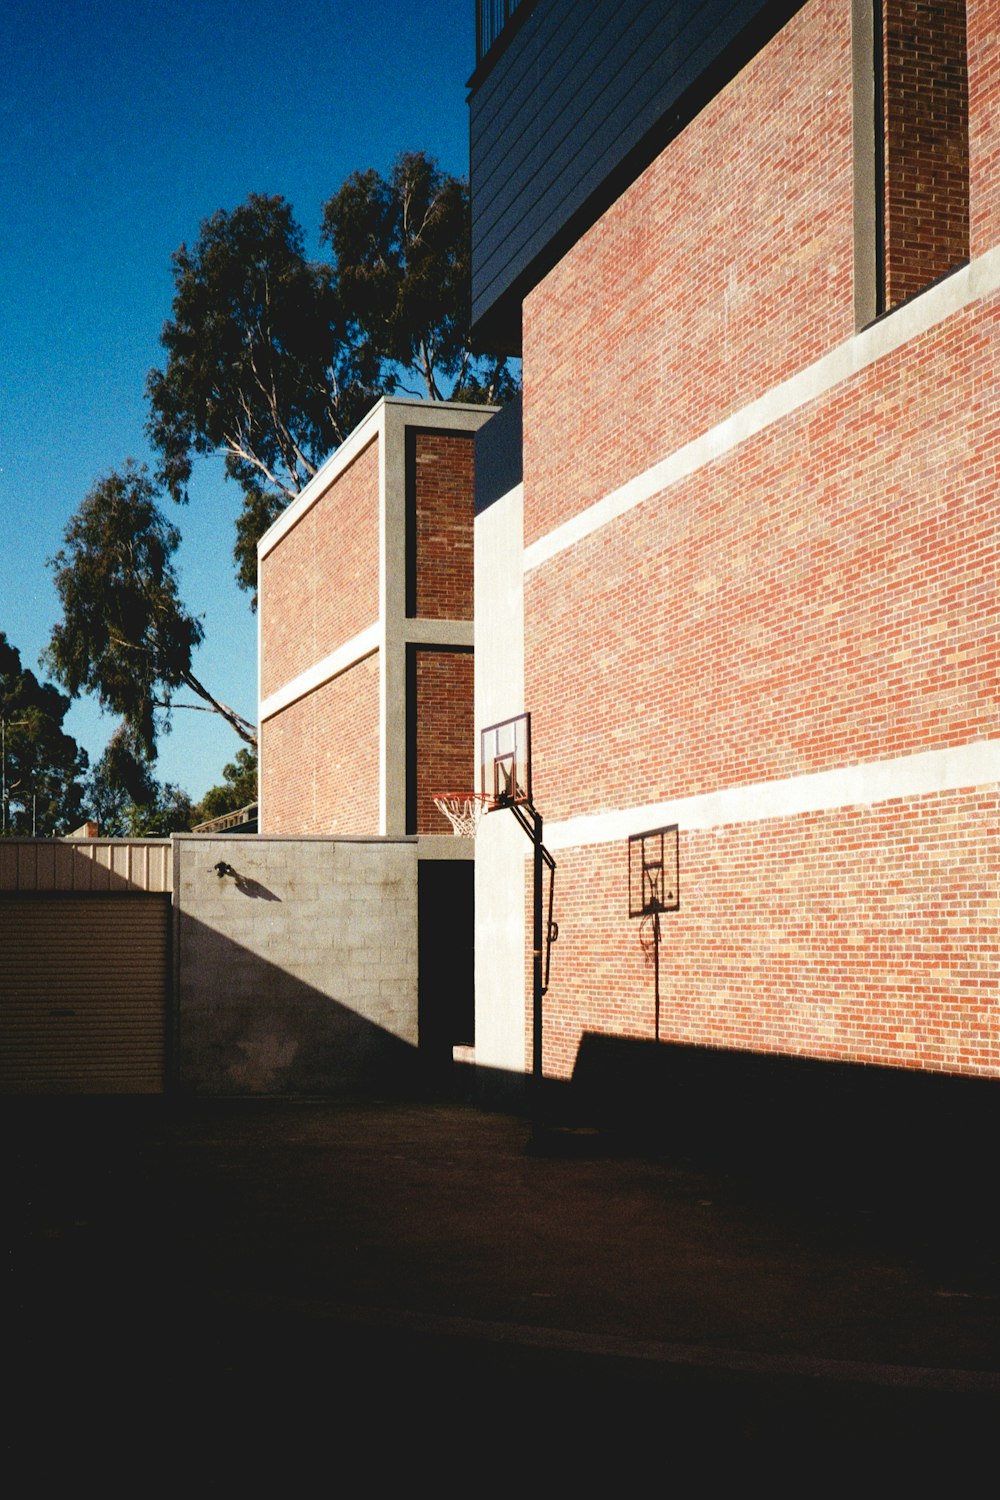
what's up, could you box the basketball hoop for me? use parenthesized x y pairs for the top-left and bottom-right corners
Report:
(432, 791), (492, 838)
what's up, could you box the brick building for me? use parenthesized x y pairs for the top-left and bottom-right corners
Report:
(470, 1), (999, 1090)
(258, 395), (495, 1061)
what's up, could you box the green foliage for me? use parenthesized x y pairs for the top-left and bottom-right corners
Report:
(321, 151), (517, 406)
(146, 194), (380, 593)
(0, 632), (89, 836)
(232, 482), (288, 597)
(193, 748), (257, 825)
(46, 462), (255, 762)
(148, 783), (196, 835)
(84, 729), (158, 836)
(146, 156), (520, 597)
(85, 728), (196, 836)
(46, 462), (200, 759)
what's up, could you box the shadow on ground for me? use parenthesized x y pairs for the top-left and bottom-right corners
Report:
(4, 1070), (1000, 1470)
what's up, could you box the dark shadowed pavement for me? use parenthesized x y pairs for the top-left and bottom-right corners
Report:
(4, 1093), (999, 1473)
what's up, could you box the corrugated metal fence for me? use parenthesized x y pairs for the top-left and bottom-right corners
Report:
(0, 840), (173, 1094)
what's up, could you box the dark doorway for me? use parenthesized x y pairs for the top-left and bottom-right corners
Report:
(418, 860), (475, 1069)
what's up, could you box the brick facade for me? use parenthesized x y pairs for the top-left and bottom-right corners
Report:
(526, 290), (1000, 825)
(410, 430), (475, 620)
(261, 656), (380, 835)
(260, 436), (379, 701)
(532, 789), (998, 1080)
(487, 0), (1000, 1084)
(968, 0), (1000, 253)
(259, 399), (491, 840)
(522, 0), (856, 543)
(411, 648), (475, 834)
(882, 0), (969, 308)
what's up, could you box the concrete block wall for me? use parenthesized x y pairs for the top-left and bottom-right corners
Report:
(174, 836), (419, 1094)
(478, 0), (1000, 1083)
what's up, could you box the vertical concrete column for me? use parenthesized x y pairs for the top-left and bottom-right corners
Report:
(381, 402), (409, 836)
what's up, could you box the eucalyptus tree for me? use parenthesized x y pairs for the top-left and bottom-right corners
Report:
(321, 150), (518, 405)
(0, 632), (88, 835)
(83, 728), (195, 837)
(46, 462), (256, 769)
(146, 155), (519, 595)
(146, 193), (379, 593)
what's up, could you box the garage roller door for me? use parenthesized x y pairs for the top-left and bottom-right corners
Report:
(0, 895), (170, 1094)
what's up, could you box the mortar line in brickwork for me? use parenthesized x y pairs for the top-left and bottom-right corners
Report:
(524, 244), (1000, 575)
(541, 738), (1000, 852)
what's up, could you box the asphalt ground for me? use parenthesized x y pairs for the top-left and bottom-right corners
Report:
(5, 1094), (1000, 1473)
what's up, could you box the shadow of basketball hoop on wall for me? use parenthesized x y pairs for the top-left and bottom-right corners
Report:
(628, 825), (680, 1041)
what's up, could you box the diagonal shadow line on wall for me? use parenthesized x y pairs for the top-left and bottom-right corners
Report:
(176, 911), (423, 1097)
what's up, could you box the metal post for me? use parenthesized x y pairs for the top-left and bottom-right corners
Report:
(532, 806), (544, 1080)
(653, 909), (661, 1041)
(507, 793), (557, 1103)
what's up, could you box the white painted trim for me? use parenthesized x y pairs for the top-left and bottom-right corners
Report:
(542, 740), (1000, 851)
(258, 416), (382, 560)
(525, 246), (1000, 574)
(258, 623), (381, 721)
(258, 397), (500, 560)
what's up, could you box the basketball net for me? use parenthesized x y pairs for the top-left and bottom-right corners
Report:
(433, 792), (491, 838)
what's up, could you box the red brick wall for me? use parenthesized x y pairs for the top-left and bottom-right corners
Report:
(882, 0), (969, 308)
(412, 649), (475, 834)
(526, 291), (1000, 824)
(968, 0), (1000, 254)
(260, 437), (379, 699)
(521, 0), (856, 543)
(515, 0), (999, 1082)
(411, 431), (474, 619)
(533, 789), (998, 1080)
(261, 655), (380, 834)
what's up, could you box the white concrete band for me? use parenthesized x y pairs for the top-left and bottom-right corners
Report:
(524, 245), (1000, 574)
(258, 623), (380, 722)
(542, 738), (1000, 851)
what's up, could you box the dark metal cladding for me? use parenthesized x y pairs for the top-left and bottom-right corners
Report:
(469, 0), (808, 353)
(474, 0), (533, 67)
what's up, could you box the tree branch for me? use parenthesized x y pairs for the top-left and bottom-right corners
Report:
(179, 670), (258, 748)
(220, 426), (297, 500)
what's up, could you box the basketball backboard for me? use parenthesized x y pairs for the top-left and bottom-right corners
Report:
(628, 825), (679, 917)
(480, 712), (532, 809)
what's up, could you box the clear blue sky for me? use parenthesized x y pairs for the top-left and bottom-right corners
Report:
(1, 0), (474, 802)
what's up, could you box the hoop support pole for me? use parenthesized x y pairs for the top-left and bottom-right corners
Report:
(508, 800), (557, 1082)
